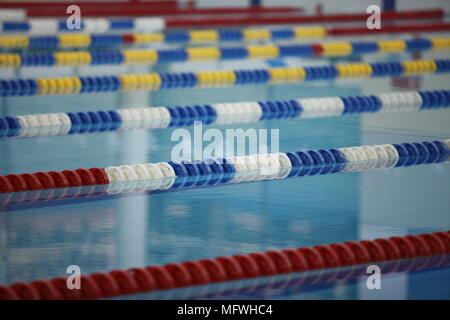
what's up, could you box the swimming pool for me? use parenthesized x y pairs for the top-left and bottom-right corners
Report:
(1, 40), (450, 299)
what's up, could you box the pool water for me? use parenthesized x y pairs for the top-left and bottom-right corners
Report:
(1, 45), (450, 299)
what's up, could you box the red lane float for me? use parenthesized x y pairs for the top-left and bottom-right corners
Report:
(188, 253), (450, 300)
(0, 5), (441, 25)
(165, 9), (444, 28)
(0, 168), (109, 193)
(0, 1), (303, 18)
(330, 22), (450, 35)
(0, 231), (449, 300)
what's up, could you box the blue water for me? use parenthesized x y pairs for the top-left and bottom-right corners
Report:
(1, 50), (450, 299)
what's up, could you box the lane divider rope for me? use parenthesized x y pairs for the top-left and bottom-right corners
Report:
(1, 21), (450, 50)
(1, 89), (449, 139)
(0, 17), (165, 34)
(0, 230), (448, 299)
(0, 58), (449, 97)
(172, 254), (450, 300)
(0, 3), (302, 19)
(0, 8), (442, 35)
(0, 139), (448, 195)
(2, 137), (450, 205)
(2, 38), (450, 69)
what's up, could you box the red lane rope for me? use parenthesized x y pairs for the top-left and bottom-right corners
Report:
(0, 5), (441, 23)
(0, 168), (109, 193)
(0, 2), (303, 18)
(0, 1), (178, 10)
(165, 9), (444, 28)
(329, 22), (450, 35)
(1, 231), (448, 300)
(187, 254), (449, 300)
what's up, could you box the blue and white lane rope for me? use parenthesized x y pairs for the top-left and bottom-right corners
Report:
(0, 17), (165, 34)
(81, 139), (450, 195)
(2, 38), (450, 69)
(0, 59), (449, 97)
(0, 139), (448, 195)
(1, 89), (449, 139)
